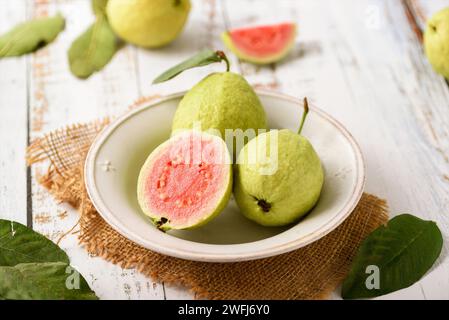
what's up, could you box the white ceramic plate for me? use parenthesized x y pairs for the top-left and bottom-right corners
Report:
(85, 91), (365, 262)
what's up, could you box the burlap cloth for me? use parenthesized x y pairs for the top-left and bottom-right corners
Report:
(26, 109), (389, 300)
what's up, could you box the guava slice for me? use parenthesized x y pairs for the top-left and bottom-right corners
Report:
(221, 23), (297, 64)
(137, 130), (232, 230)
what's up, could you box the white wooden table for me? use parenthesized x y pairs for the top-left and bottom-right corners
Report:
(1, 0), (448, 300)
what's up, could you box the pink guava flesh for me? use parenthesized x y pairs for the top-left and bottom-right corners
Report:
(229, 23), (295, 58)
(138, 131), (231, 229)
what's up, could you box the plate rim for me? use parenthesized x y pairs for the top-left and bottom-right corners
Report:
(85, 90), (366, 262)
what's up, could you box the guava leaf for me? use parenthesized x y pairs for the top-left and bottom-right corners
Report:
(0, 14), (65, 58)
(92, 0), (109, 16)
(342, 214), (443, 299)
(153, 49), (230, 84)
(68, 15), (121, 79)
(0, 220), (68, 267)
(0, 262), (98, 300)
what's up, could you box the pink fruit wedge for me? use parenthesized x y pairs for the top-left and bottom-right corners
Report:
(221, 22), (297, 65)
(137, 130), (232, 231)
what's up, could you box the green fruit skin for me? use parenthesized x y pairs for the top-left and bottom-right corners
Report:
(107, 0), (191, 48)
(234, 129), (324, 227)
(137, 131), (232, 230)
(424, 8), (449, 79)
(172, 72), (267, 140)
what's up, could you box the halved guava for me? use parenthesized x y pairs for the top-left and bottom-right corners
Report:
(221, 23), (297, 65)
(137, 130), (232, 230)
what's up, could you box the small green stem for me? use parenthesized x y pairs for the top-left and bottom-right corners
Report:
(216, 50), (230, 72)
(297, 97), (309, 135)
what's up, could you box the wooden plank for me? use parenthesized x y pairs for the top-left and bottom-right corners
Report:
(1, 0), (447, 300)
(27, 0), (165, 300)
(223, 0), (449, 299)
(319, 0), (449, 299)
(0, 0), (28, 225)
(134, 0), (229, 299)
(324, 0), (449, 242)
(321, 0), (449, 299)
(406, 0), (449, 30)
(139, 0), (449, 299)
(164, 284), (194, 300)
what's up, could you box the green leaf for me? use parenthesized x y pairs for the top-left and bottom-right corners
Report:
(152, 49), (230, 84)
(92, 0), (109, 16)
(0, 220), (97, 300)
(342, 214), (443, 299)
(0, 220), (68, 267)
(0, 14), (65, 58)
(68, 15), (121, 79)
(0, 262), (98, 300)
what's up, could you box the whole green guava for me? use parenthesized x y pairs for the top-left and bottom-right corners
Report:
(107, 0), (191, 48)
(424, 8), (449, 79)
(172, 72), (267, 150)
(234, 129), (324, 227)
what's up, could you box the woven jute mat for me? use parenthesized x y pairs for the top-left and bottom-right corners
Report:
(26, 115), (389, 300)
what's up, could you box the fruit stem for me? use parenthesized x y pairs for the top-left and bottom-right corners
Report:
(216, 50), (230, 72)
(297, 97), (309, 135)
